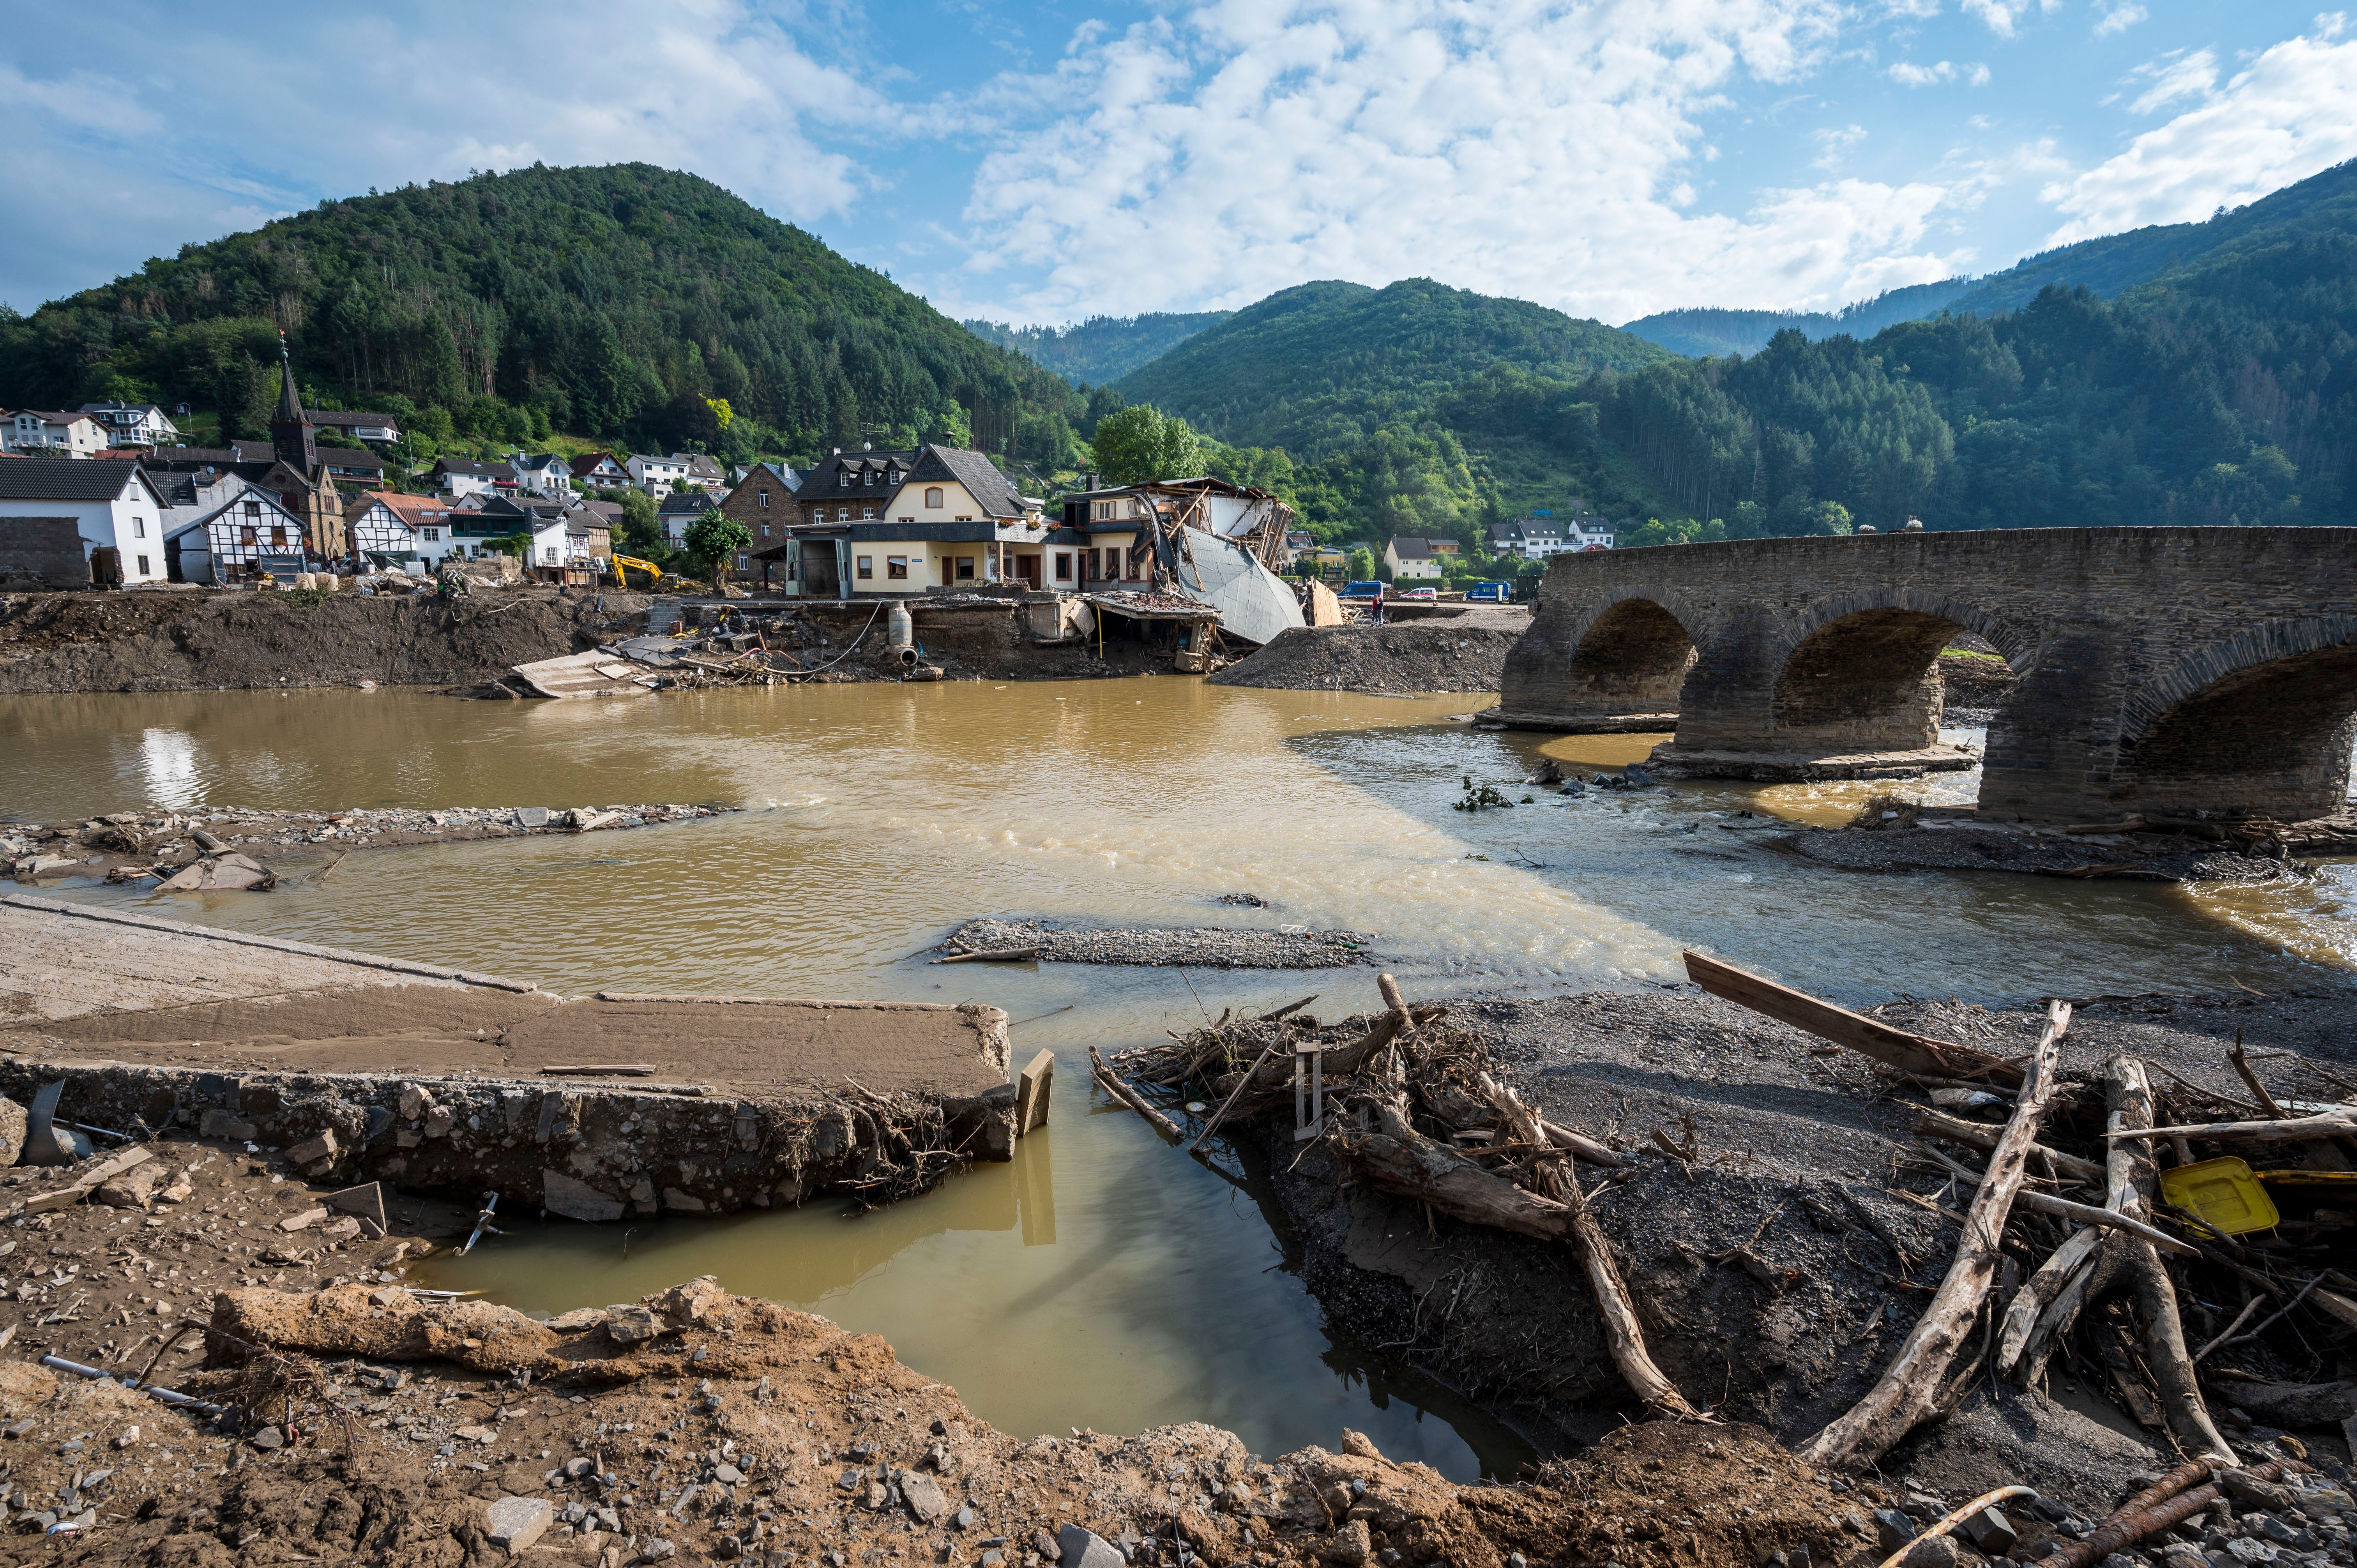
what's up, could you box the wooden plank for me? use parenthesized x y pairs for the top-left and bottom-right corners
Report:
(1682, 949), (2018, 1083)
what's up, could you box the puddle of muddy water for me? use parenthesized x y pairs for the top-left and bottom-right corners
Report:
(2, 679), (2350, 1471)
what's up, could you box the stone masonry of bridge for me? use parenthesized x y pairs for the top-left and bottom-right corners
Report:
(1493, 527), (2357, 825)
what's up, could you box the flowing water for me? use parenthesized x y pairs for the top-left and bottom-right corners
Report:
(3, 680), (2350, 1472)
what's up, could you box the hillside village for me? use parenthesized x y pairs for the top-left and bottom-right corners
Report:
(0, 339), (1592, 621)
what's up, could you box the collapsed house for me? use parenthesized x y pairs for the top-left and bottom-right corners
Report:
(1053, 477), (1307, 646)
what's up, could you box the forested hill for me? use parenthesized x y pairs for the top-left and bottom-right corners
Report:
(963, 311), (1231, 387)
(1620, 277), (1976, 359)
(1590, 178), (2357, 535)
(0, 163), (1091, 469)
(1115, 278), (1671, 456)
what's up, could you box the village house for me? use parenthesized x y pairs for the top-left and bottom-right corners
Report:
(346, 490), (459, 567)
(510, 452), (572, 496)
(428, 457), (511, 498)
(1487, 513), (1613, 557)
(1383, 537), (1442, 581)
(306, 409), (402, 443)
(714, 461), (800, 556)
(5, 410), (108, 457)
(161, 486), (315, 583)
(756, 444), (1044, 596)
(78, 402), (181, 447)
(0, 457), (172, 583)
(679, 453), (726, 492)
(569, 450), (629, 490)
(626, 452), (690, 493)
(657, 489), (717, 549)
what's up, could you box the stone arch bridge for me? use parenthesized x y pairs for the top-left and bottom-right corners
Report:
(1492, 528), (2357, 825)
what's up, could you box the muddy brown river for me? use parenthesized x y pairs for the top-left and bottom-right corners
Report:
(3, 680), (2350, 1474)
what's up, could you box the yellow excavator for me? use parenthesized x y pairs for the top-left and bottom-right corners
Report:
(608, 554), (664, 588)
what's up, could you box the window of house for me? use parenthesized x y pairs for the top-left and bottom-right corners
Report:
(1093, 500), (1110, 521)
(1131, 498), (1147, 517)
(133, 517), (145, 538)
(956, 556), (975, 580)
(899, 516), (914, 524)
(857, 556), (873, 578)
(240, 527), (257, 545)
(886, 556), (909, 579)
(737, 553), (749, 570)
(423, 527), (440, 541)
(244, 499), (261, 517)
(1129, 546), (1149, 579)
(136, 556), (149, 576)
(270, 526), (288, 547)
(926, 487), (944, 509)
(759, 523), (770, 539)
(758, 491), (768, 507)
(1054, 552), (1072, 581)
(836, 507), (850, 522)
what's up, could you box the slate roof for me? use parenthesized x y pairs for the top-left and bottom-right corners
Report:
(792, 445), (1028, 520)
(1387, 536), (1432, 560)
(0, 458), (157, 503)
(658, 490), (718, 516)
(432, 458), (509, 478)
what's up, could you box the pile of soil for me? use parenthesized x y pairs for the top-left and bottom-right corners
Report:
(0, 1128), (1870, 1568)
(945, 918), (1377, 969)
(1210, 611), (1528, 696)
(0, 590), (647, 695)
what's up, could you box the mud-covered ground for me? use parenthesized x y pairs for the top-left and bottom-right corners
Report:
(1210, 611), (1528, 696)
(0, 590), (643, 695)
(1239, 983), (2357, 1536)
(0, 1128), (1889, 1568)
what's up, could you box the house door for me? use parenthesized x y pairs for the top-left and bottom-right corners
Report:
(801, 541), (840, 598)
(1017, 554), (1041, 589)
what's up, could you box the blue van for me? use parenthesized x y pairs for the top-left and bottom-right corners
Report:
(1338, 581), (1384, 600)
(1466, 581), (1515, 603)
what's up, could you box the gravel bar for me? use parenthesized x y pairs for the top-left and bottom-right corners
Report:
(946, 916), (1377, 969)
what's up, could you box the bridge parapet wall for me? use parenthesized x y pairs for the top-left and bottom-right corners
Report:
(1497, 528), (2357, 822)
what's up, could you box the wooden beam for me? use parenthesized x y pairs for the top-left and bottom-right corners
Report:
(1682, 950), (2018, 1083)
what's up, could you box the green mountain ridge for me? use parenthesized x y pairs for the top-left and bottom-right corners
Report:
(0, 162), (1093, 472)
(963, 311), (1232, 387)
(1620, 277), (1979, 358)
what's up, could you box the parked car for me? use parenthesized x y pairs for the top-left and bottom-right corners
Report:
(1338, 581), (1384, 600)
(1397, 586), (1438, 602)
(1466, 580), (1515, 603)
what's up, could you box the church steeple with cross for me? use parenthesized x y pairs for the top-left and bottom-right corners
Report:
(268, 331), (316, 475)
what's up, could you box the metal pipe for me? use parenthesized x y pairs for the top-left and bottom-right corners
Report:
(39, 1354), (224, 1415)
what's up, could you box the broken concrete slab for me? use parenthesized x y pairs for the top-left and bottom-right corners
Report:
(198, 1109), (256, 1141)
(324, 1181), (389, 1231)
(278, 1207), (329, 1232)
(1016, 1048), (1053, 1137)
(484, 1494), (553, 1554)
(284, 1128), (339, 1170)
(541, 1171), (625, 1224)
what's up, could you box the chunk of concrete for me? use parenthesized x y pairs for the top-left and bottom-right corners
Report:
(0, 1098), (25, 1167)
(516, 807), (551, 828)
(1898, 1535), (1963, 1568)
(199, 1109), (258, 1142)
(284, 1129), (339, 1170)
(541, 1172), (625, 1224)
(1960, 1505), (2018, 1555)
(1057, 1525), (1124, 1568)
(1015, 1049), (1053, 1137)
(93, 1163), (163, 1209)
(484, 1495), (553, 1554)
(278, 1206), (329, 1233)
(324, 1182), (389, 1232)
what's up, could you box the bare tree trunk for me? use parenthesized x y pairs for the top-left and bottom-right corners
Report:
(1477, 1074), (1704, 1419)
(1800, 1002), (2070, 1471)
(2108, 1054), (2238, 1466)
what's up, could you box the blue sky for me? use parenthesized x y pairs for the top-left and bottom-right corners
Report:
(3, 2), (2349, 328)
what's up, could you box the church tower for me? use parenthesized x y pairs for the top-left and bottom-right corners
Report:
(268, 332), (316, 474)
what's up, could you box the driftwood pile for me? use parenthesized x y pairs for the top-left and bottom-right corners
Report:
(1092, 956), (2357, 1566)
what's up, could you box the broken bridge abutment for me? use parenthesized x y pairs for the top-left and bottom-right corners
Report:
(1494, 526), (2357, 824)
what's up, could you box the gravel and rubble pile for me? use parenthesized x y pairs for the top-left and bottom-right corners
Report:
(945, 918), (1377, 970)
(1210, 613), (1529, 696)
(1781, 823), (2306, 882)
(3, 803), (729, 886)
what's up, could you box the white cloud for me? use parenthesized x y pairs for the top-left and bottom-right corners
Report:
(1814, 124), (1870, 170)
(2126, 48), (2218, 114)
(2044, 27), (2357, 243)
(0, 0), (884, 311)
(1962, 0), (2040, 36)
(948, 0), (1992, 325)
(1968, 62), (1992, 85)
(2092, 3), (2146, 38)
(1889, 60), (1956, 86)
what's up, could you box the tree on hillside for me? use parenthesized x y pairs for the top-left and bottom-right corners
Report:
(1091, 405), (1205, 485)
(684, 512), (753, 586)
(1346, 546), (1376, 581)
(608, 489), (665, 560)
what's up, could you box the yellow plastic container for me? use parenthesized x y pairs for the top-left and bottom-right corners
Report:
(2160, 1157), (2280, 1236)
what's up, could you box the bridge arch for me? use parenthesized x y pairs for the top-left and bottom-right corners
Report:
(2117, 616), (2357, 822)
(1558, 592), (1703, 728)
(1767, 588), (2030, 755)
